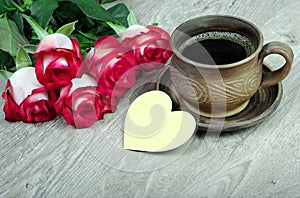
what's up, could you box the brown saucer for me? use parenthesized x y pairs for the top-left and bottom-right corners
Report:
(156, 63), (282, 132)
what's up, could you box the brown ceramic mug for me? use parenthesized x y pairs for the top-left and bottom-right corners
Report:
(169, 15), (294, 117)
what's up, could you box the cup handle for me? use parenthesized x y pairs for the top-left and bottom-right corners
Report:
(258, 41), (294, 88)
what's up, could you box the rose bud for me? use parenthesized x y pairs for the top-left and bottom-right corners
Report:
(55, 74), (113, 128)
(2, 67), (57, 123)
(34, 33), (83, 90)
(121, 25), (173, 70)
(81, 36), (137, 99)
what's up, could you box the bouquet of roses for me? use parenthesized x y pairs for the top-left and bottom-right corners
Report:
(0, 0), (172, 128)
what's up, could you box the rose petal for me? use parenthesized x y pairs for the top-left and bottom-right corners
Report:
(117, 68), (137, 88)
(147, 25), (171, 40)
(100, 47), (135, 72)
(24, 91), (48, 104)
(71, 39), (82, 60)
(53, 57), (68, 68)
(2, 86), (21, 121)
(83, 47), (121, 79)
(69, 74), (97, 95)
(154, 39), (173, 62)
(9, 67), (44, 105)
(16, 85), (56, 123)
(62, 105), (75, 126)
(54, 85), (71, 114)
(143, 45), (164, 62)
(122, 30), (161, 48)
(77, 48), (96, 77)
(19, 98), (54, 123)
(121, 25), (149, 40)
(141, 62), (164, 71)
(35, 33), (74, 53)
(42, 54), (56, 72)
(94, 35), (120, 49)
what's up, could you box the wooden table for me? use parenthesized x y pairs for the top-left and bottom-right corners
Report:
(1, 0), (299, 197)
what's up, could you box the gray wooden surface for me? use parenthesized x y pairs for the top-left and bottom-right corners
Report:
(1, 0), (300, 197)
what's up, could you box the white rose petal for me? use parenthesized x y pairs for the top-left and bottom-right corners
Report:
(35, 33), (73, 53)
(55, 57), (68, 67)
(42, 56), (69, 72)
(9, 67), (44, 105)
(42, 54), (55, 72)
(69, 74), (97, 95)
(121, 25), (149, 40)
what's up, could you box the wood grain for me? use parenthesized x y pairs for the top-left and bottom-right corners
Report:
(1, 0), (300, 197)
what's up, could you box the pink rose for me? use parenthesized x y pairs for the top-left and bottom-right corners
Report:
(79, 36), (121, 79)
(82, 36), (137, 99)
(97, 47), (137, 99)
(34, 33), (83, 90)
(2, 67), (57, 123)
(121, 25), (173, 70)
(55, 74), (113, 128)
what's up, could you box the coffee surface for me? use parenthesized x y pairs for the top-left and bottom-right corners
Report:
(180, 31), (256, 65)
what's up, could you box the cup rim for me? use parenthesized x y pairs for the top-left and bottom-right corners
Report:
(170, 15), (264, 69)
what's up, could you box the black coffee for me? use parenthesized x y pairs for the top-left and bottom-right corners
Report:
(180, 31), (256, 65)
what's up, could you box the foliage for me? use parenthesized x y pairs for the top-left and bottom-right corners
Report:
(0, 0), (130, 80)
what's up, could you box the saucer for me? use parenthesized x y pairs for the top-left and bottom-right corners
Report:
(156, 63), (282, 132)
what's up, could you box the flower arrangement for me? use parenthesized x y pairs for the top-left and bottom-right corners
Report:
(0, 0), (172, 128)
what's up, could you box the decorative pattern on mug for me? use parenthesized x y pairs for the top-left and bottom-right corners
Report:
(175, 73), (261, 104)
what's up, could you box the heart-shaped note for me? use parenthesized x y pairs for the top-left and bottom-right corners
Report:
(124, 90), (197, 152)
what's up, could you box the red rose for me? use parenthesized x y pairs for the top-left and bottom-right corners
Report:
(55, 74), (113, 128)
(82, 36), (137, 99)
(34, 33), (83, 90)
(78, 35), (121, 79)
(97, 47), (137, 99)
(121, 25), (173, 70)
(2, 67), (57, 123)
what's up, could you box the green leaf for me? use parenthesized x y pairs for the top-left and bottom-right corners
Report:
(22, 14), (49, 41)
(59, 0), (115, 21)
(0, 0), (16, 14)
(127, 11), (138, 26)
(52, 1), (83, 23)
(30, 0), (59, 28)
(56, 21), (77, 36)
(16, 46), (32, 69)
(12, 11), (24, 34)
(108, 3), (130, 27)
(76, 17), (95, 30)
(101, 0), (117, 4)
(0, 50), (15, 71)
(77, 30), (99, 40)
(0, 15), (29, 57)
(0, 70), (13, 80)
(106, 22), (126, 37)
(22, 44), (37, 54)
(24, 0), (34, 7)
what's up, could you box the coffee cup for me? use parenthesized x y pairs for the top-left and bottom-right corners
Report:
(169, 15), (294, 117)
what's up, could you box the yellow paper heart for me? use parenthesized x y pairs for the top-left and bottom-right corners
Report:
(124, 90), (196, 152)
